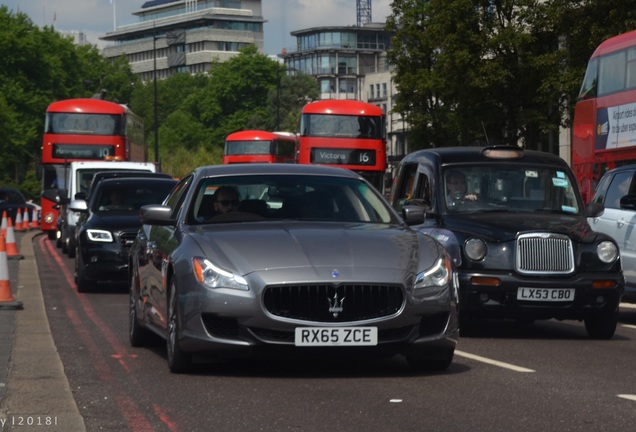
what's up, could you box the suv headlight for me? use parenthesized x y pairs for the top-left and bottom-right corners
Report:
(597, 241), (619, 263)
(415, 256), (452, 291)
(86, 229), (113, 243)
(193, 257), (248, 291)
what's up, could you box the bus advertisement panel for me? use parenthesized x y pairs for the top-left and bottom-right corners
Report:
(40, 98), (147, 238)
(297, 100), (386, 192)
(572, 29), (636, 202)
(223, 130), (297, 164)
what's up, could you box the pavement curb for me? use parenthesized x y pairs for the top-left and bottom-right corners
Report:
(1, 232), (86, 431)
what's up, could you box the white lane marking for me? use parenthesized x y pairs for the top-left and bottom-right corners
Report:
(455, 350), (535, 373)
(621, 324), (636, 330)
(620, 303), (636, 309)
(617, 394), (636, 402)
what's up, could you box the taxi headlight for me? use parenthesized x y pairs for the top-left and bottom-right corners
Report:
(464, 238), (487, 261)
(192, 257), (248, 291)
(597, 241), (619, 263)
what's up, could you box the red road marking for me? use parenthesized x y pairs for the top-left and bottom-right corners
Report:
(38, 236), (178, 431)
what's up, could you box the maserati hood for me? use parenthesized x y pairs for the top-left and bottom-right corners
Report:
(188, 222), (441, 281)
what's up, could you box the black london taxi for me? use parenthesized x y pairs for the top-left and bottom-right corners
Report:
(390, 146), (625, 338)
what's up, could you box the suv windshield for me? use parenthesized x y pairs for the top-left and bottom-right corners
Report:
(443, 165), (580, 214)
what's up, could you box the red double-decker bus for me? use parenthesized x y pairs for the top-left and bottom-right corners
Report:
(40, 98), (146, 238)
(572, 29), (636, 202)
(297, 100), (386, 191)
(223, 130), (297, 164)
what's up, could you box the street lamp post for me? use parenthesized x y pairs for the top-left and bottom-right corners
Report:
(153, 24), (159, 165)
(276, 65), (281, 131)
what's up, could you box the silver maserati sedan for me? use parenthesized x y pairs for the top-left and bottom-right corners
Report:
(128, 163), (459, 373)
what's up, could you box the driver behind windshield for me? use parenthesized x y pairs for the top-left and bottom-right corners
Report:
(445, 170), (478, 207)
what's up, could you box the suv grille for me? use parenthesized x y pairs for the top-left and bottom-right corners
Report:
(119, 232), (138, 252)
(516, 233), (574, 274)
(263, 284), (404, 323)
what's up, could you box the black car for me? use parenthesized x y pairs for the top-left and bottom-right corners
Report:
(59, 170), (172, 258)
(390, 146), (625, 339)
(70, 176), (177, 292)
(0, 187), (36, 225)
(86, 170), (173, 199)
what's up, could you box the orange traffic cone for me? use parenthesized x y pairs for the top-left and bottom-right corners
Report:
(0, 211), (6, 238)
(31, 208), (39, 229)
(5, 218), (23, 260)
(0, 234), (23, 309)
(23, 207), (31, 231)
(14, 209), (24, 232)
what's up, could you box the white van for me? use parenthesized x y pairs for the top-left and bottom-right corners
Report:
(57, 161), (157, 256)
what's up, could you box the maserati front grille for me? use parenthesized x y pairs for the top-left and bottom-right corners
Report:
(263, 284), (404, 323)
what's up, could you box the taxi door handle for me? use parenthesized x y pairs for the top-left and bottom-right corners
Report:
(617, 218), (625, 228)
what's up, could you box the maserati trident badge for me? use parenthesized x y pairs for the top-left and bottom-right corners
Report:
(328, 292), (345, 318)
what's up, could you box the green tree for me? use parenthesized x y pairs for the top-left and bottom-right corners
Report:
(0, 6), (139, 191)
(131, 46), (318, 178)
(386, 0), (636, 152)
(267, 68), (320, 132)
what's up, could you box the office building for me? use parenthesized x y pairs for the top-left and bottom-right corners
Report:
(100, 0), (265, 82)
(280, 23), (408, 174)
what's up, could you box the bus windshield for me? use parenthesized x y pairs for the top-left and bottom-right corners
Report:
(45, 113), (122, 136)
(301, 114), (384, 139)
(225, 140), (273, 155)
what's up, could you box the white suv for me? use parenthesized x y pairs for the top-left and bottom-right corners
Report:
(589, 164), (636, 302)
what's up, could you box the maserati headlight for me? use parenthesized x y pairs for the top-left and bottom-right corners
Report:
(414, 256), (452, 291)
(597, 241), (619, 263)
(86, 229), (113, 243)
(192, 257), (248, 291)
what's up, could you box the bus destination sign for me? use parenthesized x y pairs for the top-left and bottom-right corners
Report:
(52, 144), (116, 160)
(311, 148), (376, 166)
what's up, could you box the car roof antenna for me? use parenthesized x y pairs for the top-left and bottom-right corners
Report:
(481, 121), (490, 145)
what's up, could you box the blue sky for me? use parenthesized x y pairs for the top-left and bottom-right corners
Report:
(0, 0), (392, 54)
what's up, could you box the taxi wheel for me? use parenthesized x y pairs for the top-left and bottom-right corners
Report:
(584, 311), (618, 339)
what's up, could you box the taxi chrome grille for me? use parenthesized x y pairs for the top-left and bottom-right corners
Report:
(263, 284), (404, 323)
(516, 233), (574, 274)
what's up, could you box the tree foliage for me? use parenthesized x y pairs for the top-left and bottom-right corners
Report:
(0, 6), (139, 199)
(131, 46), (318, 178)
(386, 0), (636, 151)
(0, 5), (319, 192)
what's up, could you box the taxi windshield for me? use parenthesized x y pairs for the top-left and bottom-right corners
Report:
(443, 165), (581, 214)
